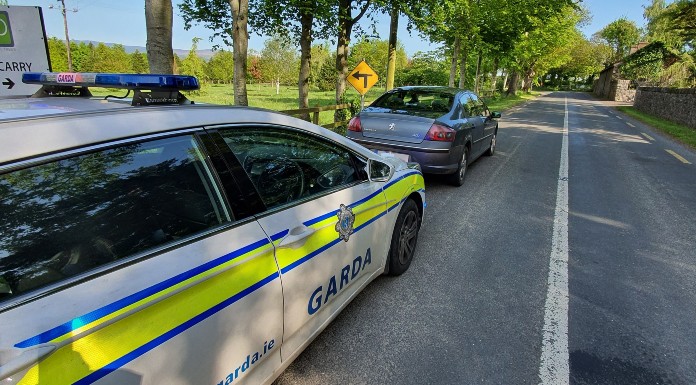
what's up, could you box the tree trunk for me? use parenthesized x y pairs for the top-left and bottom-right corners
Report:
(334, 23), (350, 121)
(298, 11), (313, 121)
(502, 70), (508, 92)
(385, 4), (399, 91)
(522, 69), (534, 92)
(458, 43), (468, 89)
(334, 0), (370, 122)
(230, 0), (249, 106)
(335, 0), (352, 120)
(474, 49), (482, 94)
(490, 57), (499, 95)
(449, 36), (460, 88)
(506, 71), (520, 96)
(145, 0), (174, 74)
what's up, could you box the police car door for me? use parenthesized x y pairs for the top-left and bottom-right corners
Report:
(0, 133), (283, 385)
(213, 125), (389, 359)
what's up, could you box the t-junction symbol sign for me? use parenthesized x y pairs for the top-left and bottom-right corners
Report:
(347, 60), (379, 96)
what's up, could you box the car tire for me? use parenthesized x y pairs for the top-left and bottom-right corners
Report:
(485, 132), (496, 156)
(386, 199), (420, 276)
(447, 147), (468, 187)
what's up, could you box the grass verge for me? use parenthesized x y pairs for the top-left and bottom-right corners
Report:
(616, 106), (696, 149)
(483, 91), (541, 113)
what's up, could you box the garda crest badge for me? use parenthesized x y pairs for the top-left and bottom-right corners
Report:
(335, 204), (355, 242)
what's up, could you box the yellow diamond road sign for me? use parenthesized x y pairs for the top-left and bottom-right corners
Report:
(347, 60), (379, 95)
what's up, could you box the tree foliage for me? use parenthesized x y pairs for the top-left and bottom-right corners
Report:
(348, 37), (408, 83)
(597, 17), (641, 61)
(179, 38), (208, 80)
(258, 35), (298, 84)
(395, 50), (449, 86)
(207, 50), (235, 83)
(658, 0), (696, 49)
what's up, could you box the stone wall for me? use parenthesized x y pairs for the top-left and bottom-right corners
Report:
(593, 66), (614, 98)
(634, 87), (696, 129)
(593, 65), (635, 101)
(608, 80), (636, 102)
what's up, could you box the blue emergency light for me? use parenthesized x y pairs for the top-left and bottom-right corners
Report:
(22, 72), (200, 91)
(22, 72), (200, 106)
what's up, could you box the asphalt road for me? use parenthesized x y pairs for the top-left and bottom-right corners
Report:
(274, 92), (696, 385)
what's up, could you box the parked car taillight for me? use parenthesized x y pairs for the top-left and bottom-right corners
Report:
(347, 116), (362, 132)
(424, 124), (455, 142)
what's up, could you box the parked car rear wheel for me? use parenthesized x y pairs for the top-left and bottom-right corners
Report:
(447, 147), (468, 187)
(486, 132), (497, 156)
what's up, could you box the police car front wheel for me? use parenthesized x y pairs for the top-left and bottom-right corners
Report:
(387, 199), (420, 276)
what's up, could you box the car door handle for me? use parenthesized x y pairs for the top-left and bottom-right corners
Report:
(0, 345), (56, 378)
(278, 225), (315, 248)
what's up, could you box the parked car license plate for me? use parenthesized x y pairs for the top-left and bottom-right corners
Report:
(376, 150), (410, 162)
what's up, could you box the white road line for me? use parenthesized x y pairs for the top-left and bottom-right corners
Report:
(538, 97), (570, 385)
(627, 122), (636, 128)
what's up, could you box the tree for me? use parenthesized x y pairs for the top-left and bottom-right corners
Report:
(91, 44), (132, 73)
(131, 50), (149, 74)
(395, 50), (449, 86)
(310, 42), (332, 88)
(513, 5), (582, 92)
(334, 0), (372, 118)
(643, 0), (682, 49)
(385, 3), (399, 90)
(259, 35), (298, 92)
(496, 0), (580, 95)
(47, 37), (69, 72)
(658, 0), (696, 49)
(405, 0), (475, 88)
(71, 42), (94, 72)
(251, 0), (334, 114)
(179, 38), (208, 81)
(597, 18), (641, 62)
(316, 51), (338, 91)
(206, 50), (234, 83)
(179, 0), (250, 105)
(348, 37), (407, 84)
(247, 53), (263, 83)
(554, 35), (613, 83)
(145, 0), (174, 73)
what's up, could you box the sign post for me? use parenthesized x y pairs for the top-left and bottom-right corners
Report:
(0, 6), (51, 97)
(347, 60), (379, 110)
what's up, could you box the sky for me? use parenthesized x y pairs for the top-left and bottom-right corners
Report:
(6, 0), (654, 57)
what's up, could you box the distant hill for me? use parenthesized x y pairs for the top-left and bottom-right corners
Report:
(71, 40), (216, 60)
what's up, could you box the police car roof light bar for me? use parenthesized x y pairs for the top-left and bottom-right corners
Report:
(22, 73), (200, 106)
(22, 72), (200, 91)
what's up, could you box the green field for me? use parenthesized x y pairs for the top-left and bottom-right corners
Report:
(91, 84), (540, 130)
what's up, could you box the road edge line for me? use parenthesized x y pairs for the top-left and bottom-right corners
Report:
(665, 149), (692, 164)
(538, 96), (570, 385)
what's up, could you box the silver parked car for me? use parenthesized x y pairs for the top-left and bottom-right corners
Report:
(346, 86), (501, 186)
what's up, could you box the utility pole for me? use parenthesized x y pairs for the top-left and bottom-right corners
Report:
(49, 0), (77, 71)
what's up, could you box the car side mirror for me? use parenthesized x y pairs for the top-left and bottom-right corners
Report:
(368, 159), (394, 182)
(491, 111), (501, 119)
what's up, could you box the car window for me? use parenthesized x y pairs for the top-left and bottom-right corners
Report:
(372, 90), (454, 114)
(218, 127), (365, 209)
(0, 135), (229, 301)
(461, 94), (481, 117)
(468, 93), (486, 117)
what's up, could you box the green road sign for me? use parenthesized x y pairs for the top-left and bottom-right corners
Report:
(0, 11), (13, 47)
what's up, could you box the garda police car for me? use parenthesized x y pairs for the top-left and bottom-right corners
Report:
(0, 73), (425, 384)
